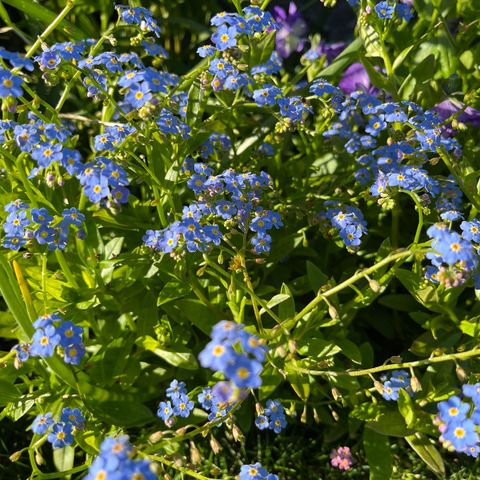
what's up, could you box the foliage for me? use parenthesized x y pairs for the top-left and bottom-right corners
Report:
(0, 0), (480, 478)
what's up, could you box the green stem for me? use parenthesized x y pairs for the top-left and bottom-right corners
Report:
(202, 255), (283, 326)
(292, 249), (420, 324)
(402, 190), (424, 245)
(299, 347), (480, 377)
(146, 454), (223, 480)
(54, 250), (79, 289)
(24, 0), (77, 60)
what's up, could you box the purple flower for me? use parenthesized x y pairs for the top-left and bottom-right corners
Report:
(432, 99), (480, 136)
(339, 63), (377, 94)
(272, 2), (307, 58)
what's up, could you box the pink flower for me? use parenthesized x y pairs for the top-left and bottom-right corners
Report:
(330, 446), (353, 471)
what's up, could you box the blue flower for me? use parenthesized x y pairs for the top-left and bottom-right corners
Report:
(442, 419), (478, 452)
(172, 394), (194, 418)
(166, 379), (187, 399)
(157, 400), (174, 423)
(224, 355), (262, 389)
(47, 422), (74, 448)
(31, 412), (54, 434)
(0, 69), (23, 98)
(255, 415), (269, 430)
(375, 1), (395, 19)
(212, 25), (238, 51)
(30, 325), (60, 358)
(31, 142), (63, 168)
(438, 396), (470, 423)
(60, 407), (85, 429)
(252, 84), (282, 107)
(463, 383), (480, 407)
(240, 463), (269, 480)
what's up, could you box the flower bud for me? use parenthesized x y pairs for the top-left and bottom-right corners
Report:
(209, 435), (222, 454)
(331, 387), (342, 401)
(301, 404), (307, 424)
(410, 376), (422, 392)
(373, 381), (384, 394)
(149, 431), (164, 443)
(328, 305), (339, 319)
(9, 450), (22, 462)
(35, 451), (44, 465)
(190, 441), (201, 465)
(456, 366), (467, 382)
(368, 279), (380, 292)
(231, 424), (244, 442)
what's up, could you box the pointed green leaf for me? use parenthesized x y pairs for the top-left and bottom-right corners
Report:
(364, 428), (392, 480)
(406, 433), (445, 476)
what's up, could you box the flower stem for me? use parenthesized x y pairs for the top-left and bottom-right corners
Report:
(296, 348), (480, 377)
(291, 249), (422, 324)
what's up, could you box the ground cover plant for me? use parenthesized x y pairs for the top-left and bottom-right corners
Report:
(0, 0), (479, 478)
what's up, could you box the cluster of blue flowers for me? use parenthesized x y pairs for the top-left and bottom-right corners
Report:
(143, 161), (282, 255)
(309, 80), (461, 204)
(199, 321), (267, 389)
(78, 156), (130, 205)
(435, 384), (480, 457)
(425, 222), (479, 289)
(380, 370), (413, 401)
(13, 313), (85, 366)
(156, 380), (194, 426)
(31, 407), (85, 448)
(2, 200), (84, 251)
(0, 117), (131, 206)
(84, 436), (156, 480)
(198, 132), (232, 159)
(116, 4), (161, 37)
(320, 203), (368, 250)
(255, 400), (287, 434)
(239, 463), (278, 480)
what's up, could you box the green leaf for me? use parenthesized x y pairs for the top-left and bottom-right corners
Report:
(360, 55), (390, 91)
(412, 54), (436, 83)
(392, 45), (415, 72)
(285, 361), (310, 401)
(0, 380), (21, 406)
(187, 80), (206, 125)
(306, 261), (328, 293)
(358, 14), (383, 58)
(89, 337), (134, 387)
(260, 293), (290, 314)
(53, 446), (75, 473)
(363, 428), (392, 480)
(335, 338), (362, 364)
(1, 0), (86, 40)
(297, 338), (341, 359)
(397, 389), (415, 427)
(248, 30), (276, 68)
(366, 408), (415, 437)
(278, 283), (295, 320)
(136, 335), (198, 370)
(104, 237), (124, 260)
(173, 298), (219, 334)
(379, 294), (421, 312)
(77, 375), (153, 427)
(406, 433), (445, 476)
(89, 400), (153, 427)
